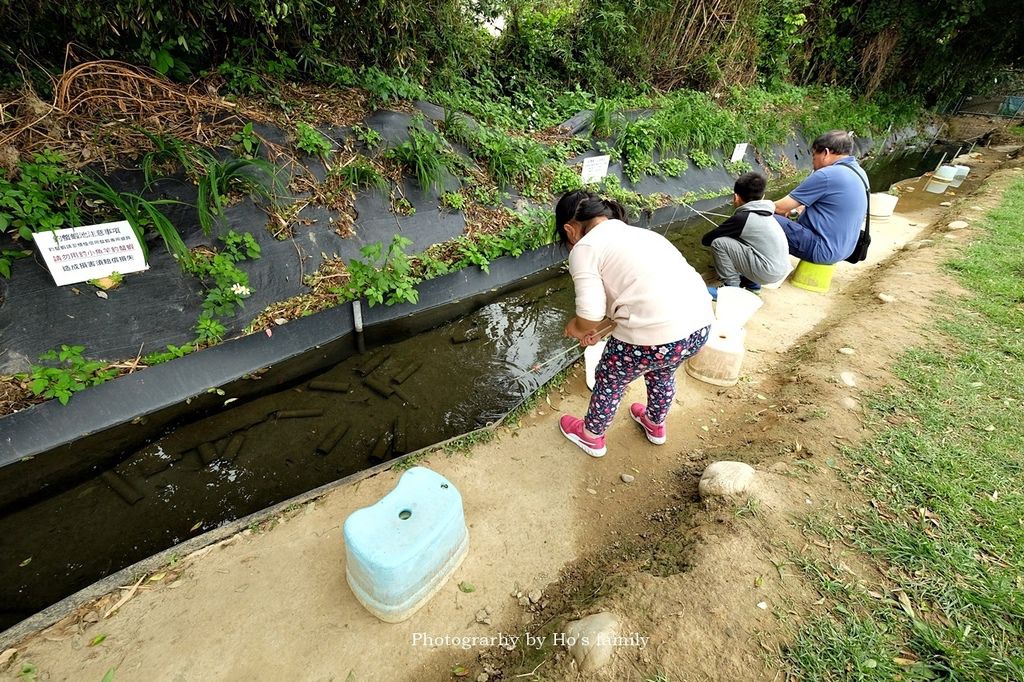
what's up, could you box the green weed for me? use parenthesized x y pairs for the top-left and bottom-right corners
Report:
(0, 248), (30, 278)
(351, 123), (382, 149)
(386, 124), (449, 192)
(196, 157), (278, 234)
(440, 191), (465, 211)
(186, 230), (261, 345)
(688, 149), (715, 169)
(329, 158), (389, 195)
(0, 150), (77, 241)
(230, 122), (261, 158)
(295, 122), (333, 158)
(589, 98), (622, 139)
(337, 234), (420, 307)
(21, 344), (118, 405)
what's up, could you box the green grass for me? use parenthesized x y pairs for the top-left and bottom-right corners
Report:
(782, 178), (1024, 680)
(385, 123), (449, 192)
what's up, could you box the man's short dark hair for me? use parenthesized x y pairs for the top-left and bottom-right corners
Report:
(734, 171), (767, 202)
(811, 130), (854, 156)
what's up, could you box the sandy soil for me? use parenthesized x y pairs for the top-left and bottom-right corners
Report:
(2, 149), (1020, 682)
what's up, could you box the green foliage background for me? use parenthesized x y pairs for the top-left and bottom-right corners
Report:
(1, 0), (1020, 104)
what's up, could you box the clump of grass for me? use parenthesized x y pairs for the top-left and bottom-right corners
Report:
(76, 174), (188, 264)
(386, 123), (449, 192)
(782, 178), (1024, 680)
(196, 157), (279, 234)
(330, 158), (389, 195)
(589, 98), (622, 139)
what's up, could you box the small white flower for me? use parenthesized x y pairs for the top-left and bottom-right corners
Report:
(230, 283), (251, 297)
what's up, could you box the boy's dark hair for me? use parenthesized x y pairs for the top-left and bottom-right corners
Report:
(811, 130), (855, 156)
(554, 190), (628, 243)
(734, 171), (767, 203)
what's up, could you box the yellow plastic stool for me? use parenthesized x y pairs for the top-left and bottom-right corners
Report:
(790, 260), (837, 293)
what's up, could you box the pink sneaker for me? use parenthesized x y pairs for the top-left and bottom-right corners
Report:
(559, 415), (607, 458)
(630, 403), (666, 445)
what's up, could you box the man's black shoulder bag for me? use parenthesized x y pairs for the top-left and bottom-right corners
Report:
(838, 162), (870, 264)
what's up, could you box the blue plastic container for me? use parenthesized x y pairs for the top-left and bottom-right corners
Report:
(343, 467), (469, 622)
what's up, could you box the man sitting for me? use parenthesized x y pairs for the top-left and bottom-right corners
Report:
(773, 130), (869, 265)
(702, 171), (789, 300)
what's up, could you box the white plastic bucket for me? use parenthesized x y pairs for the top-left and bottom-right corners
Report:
(714, 286), (763, 330)
(685, 324), (746, 387)
(584, 338), (608, 391)
(949, 165), (970, 188)
(870, 192), (899, 218)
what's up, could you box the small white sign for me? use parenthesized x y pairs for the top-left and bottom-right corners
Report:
(580, 155), (611, 184)
(730, 143), (749, 164)
(33, 220), (149, 286)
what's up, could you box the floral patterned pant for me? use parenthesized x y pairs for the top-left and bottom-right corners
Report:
(584, 326), (711, 435)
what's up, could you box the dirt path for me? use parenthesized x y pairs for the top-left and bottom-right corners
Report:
(1, 149), (1017, 682)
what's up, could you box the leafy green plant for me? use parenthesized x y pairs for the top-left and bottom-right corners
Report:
(725, 159), (753, 175)
(0, 248), (30, 278)
(186, 230), (261, 345)
(412, 250), (452, 279)
(480, 132), (548, 189)
(230, 122), (261, 158)
(358, 66), (426, 106)
(549, 163), (583, 194)
(338, 234), (420, 306)
(22, 344), (118, 405)
(440, 191), (465, 211)
(658, 157), (688, 178)
(617, 117), (658, 183)
(295, 122), (333, 158)
(688, 149), (716, 169)
(195, 316), (227, 345)
(0, 150), (77, 241)
(386, 124), (449, 192)
(142, 342), (194, 365)
(651, 90), (744, 156)
(468, 184), (508, 207)
(351, 123), (382, 150)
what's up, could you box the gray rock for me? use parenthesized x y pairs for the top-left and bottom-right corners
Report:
(840, 396), (860, 411)
(838, 347), (855, 355)
(878, 293), (896, 303)
(904, 239), (935, 251)
(528, 589), (542, 604)
(947, 220), (969, 230)
(840, 371), (857, 387)
(564, 612), (620, 673)
(698, 461), (756, 498)
(620, 473), (635, 483)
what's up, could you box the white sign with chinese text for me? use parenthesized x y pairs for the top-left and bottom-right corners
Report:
(580, 155), (611, 184)
(730, 143), (749, 164)
(33, 221), (148, 286)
